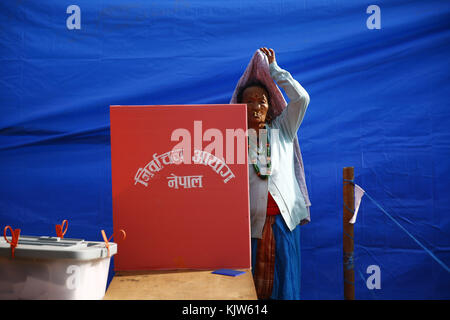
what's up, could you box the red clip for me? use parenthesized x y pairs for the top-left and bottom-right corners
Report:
(3, 226), (21, 258)
(55, 220), (68, 239)
(101, 229), (126, 257)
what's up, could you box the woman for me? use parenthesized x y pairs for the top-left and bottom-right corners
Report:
(231, 48), (311, 299)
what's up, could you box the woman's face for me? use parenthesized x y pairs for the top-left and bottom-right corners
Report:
(242, 86), (270, 128)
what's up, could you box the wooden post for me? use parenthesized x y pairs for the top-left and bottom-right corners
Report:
(343, 167), (355, 300)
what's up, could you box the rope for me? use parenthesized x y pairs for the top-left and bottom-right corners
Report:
(343, 179), (450, 273)
(344, 251), (355, 270)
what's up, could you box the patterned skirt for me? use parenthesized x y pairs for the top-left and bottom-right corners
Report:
(251, 214), (302, 300)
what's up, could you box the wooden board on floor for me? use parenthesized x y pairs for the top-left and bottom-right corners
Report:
(104, 269), (257, 300)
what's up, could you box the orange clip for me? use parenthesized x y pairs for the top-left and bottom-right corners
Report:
(55, 220), (68, 239)
(3, 226), (21, 258)
(101, 229), (126, 257)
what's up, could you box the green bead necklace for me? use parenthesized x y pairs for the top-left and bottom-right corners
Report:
(249, 125), (272, 179)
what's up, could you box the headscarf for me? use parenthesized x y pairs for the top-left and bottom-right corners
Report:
(230, 50), (311, 225)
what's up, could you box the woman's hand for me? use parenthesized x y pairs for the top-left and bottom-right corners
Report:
(260, 47), (276, 65)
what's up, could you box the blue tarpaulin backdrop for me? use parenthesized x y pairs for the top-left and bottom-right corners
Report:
(1, 0), (449, 299)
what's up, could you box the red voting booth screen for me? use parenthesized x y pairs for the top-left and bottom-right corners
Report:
(110, 105), (251, 271)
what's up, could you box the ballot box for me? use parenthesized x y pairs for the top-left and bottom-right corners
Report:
(109, 104), (251, 271)
(0, 235), (116, 300)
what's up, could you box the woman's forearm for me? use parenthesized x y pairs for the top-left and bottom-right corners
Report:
(270, 61), (310, 140)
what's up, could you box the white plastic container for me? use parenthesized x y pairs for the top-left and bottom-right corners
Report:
(0, 235), (117, 300)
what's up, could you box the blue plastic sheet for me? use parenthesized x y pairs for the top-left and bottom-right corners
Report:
(1, 0), (449, 299)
